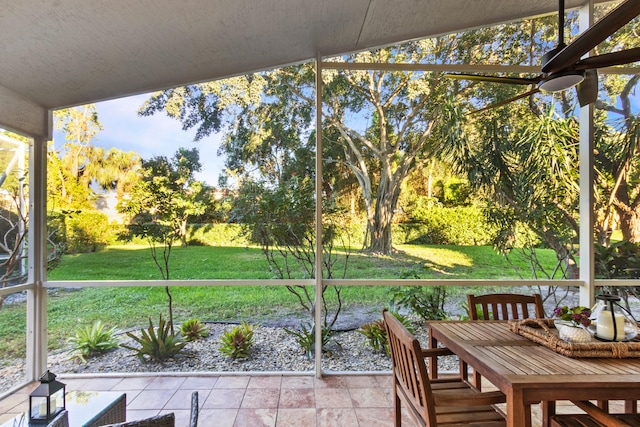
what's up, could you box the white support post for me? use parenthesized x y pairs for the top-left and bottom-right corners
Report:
(314, 54), (324, 378)
(578, 0), (595, 308)
(26, 135), (48, 380)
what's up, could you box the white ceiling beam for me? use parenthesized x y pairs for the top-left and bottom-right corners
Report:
(0, 84), (50, 139)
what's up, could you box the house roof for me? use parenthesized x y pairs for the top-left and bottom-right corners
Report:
(0, 0), (611, 138)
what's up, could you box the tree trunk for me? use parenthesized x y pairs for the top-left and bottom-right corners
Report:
(364, 167), (403, 254)
(540, 229), (579, 279)
(618, 206), (640, 243)
(366, 202), (394, 254)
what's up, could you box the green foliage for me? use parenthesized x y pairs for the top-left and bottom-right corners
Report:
(65, 210), (114, 253)
(180, 318), (209, 342)
(187, 224), (248, 246)
(232, 175), (349, 330)
(358, 312), (414, 353)
(595, 240), (640, 279)
(121, 315), (186, 363)
(68, 320), (119, 362)
(400, 198), (497, 245)
(284, 323), (334, 360)
(218, 322), (255, 359)
(390, 274), (448, 321)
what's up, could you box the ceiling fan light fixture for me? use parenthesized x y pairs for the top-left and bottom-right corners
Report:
(538, 71), (585, 92)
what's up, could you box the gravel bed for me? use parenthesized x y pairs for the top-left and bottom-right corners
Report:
(0, 320), (458, 394)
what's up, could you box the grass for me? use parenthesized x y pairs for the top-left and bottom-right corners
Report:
(0, 243), (559, 362)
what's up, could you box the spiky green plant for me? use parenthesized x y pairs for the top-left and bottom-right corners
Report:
(218, 322), (255, 359)
(180, 318), (209, 341)
(121, 315), (186, 363)
(284, 322), (334, 360)
(358, 312), (414, 354)
(68, 320), (119, 362)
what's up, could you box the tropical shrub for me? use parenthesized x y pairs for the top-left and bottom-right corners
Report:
(390, 281), (448, 321)
(219, 322), (255, 359)
(284, 322), (334, 360)
(180, 318), (209, 341)
(358, 312), (414, 353)
(121, 315), (186, 363)
(65, 210), (114, 253)
(68, 320), (119, 362)
(401, 197), (497, 245)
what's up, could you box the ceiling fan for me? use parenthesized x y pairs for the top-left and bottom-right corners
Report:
(446, 0), (640, 113)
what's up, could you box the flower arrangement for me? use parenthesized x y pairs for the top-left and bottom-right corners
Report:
(553, 306), (592, 327)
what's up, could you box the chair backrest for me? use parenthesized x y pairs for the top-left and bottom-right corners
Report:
(189, 391), (198, 427)
(382, 308), (436, 426)
(47, 410), (69, 427)
(101, 413), (175, 427)
(467, 293), (545, 320)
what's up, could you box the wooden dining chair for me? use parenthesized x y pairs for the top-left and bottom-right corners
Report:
(382, 309), (506, 426)
(467, 293), (545, 321)
(465, 293), (545, 390)
(550, 400), (640, 427)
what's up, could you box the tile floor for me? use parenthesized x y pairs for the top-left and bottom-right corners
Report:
(0, 374), (405, 427)
(0, 373), (614, 427)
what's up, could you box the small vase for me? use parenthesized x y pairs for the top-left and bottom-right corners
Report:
(558, 325), (591, 343)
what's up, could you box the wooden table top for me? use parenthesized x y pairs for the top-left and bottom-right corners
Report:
(428, 321), (640, 427)
(429, 321), (640, 380)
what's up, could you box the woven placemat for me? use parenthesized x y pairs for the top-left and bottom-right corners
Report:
(508, 318), (640, 358)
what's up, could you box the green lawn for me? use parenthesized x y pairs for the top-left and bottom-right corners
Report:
(0, 243), (559, 361)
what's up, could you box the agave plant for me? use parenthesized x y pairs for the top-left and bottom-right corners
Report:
(121, 315), (186, 363)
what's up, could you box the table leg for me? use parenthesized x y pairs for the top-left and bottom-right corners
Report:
(542, 400), (555, 427)
(507, 389), (531, 427)
(428, 328), (439, 379)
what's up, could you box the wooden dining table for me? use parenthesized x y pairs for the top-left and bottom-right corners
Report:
(428, 321), (640, 427)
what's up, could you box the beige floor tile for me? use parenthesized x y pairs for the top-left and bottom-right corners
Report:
(111, 376), (157, 391)
(314, 388), (352, 409)
(279, 388), (314, 408)
(233, 408), (277, 427)
(248, 376), (282, 389)
(203, 389), (245, 409)
(316, 408), (358, 427)
(164, 388), (207, 410)
(276, 408), (316, 426)
(281, 376), (314, 389)
(348, 387), (390, 408)
(127, 389), (177, 410)
(343, 375), (380, 388)
(354, 407), (395, 426)
(215, 376), (251, 389)
(180, 376), (219, 389)
(241, 388), (280, 409)
(146, 376), (186, 390)
(198, 408), (238, 427)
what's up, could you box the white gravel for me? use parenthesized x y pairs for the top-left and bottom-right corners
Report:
(0, 320), (458, 394)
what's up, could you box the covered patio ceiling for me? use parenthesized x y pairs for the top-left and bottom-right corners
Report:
(0, 0), (612, 139)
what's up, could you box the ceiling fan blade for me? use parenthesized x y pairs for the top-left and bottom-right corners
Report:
(445, 73), (542, 85)
(573, 47), (640, 70)
(542, 0), (640, 74)
(469, 87), (540, 115)
(577, 70), (598, 107)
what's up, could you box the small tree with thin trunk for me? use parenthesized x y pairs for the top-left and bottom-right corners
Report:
(118, 147), (209, 333)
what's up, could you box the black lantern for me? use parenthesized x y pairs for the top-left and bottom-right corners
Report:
(29, 370), (65, 424)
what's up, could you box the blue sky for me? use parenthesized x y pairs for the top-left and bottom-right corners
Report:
(53, 93), (226, 186)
